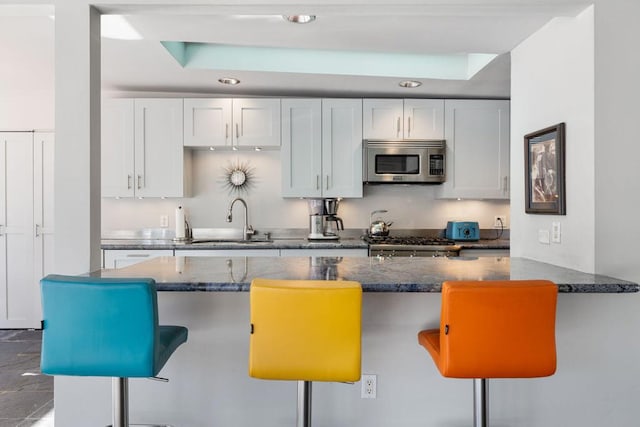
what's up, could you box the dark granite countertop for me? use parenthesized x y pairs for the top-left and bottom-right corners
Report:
(100, 238), (508, 251)
(93, 256), (637, 293)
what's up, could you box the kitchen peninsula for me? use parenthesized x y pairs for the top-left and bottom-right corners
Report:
(96, 255), (637, 293)
(52, 256), (638, 427)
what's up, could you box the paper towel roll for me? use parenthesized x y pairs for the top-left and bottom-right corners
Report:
(175, 206), (185, 239)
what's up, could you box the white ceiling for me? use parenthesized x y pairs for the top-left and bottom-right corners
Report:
(3, 3), (590, 99)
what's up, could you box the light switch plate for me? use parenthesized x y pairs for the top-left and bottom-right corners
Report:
(538, 229), (550, 245)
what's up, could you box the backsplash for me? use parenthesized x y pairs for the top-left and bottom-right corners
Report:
(101, 150), (509, 233)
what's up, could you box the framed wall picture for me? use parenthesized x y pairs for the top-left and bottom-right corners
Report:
(524, 123), (566, 215)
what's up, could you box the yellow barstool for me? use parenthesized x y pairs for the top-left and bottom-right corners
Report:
(418, 280), (558, 427)
(249, 278), (362, 427)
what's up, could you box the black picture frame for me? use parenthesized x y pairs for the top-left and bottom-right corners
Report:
(524, 123), (566, 215)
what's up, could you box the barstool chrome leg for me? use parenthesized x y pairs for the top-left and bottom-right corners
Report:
(473, 378), (488, 427)
(297, 380), (312, 427)
(113, 377), (129, 427)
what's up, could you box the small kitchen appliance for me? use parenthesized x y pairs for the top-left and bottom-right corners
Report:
(445, 221), (480, 241)
(307, 198), (343, 240)
(363, 140), (446, 184)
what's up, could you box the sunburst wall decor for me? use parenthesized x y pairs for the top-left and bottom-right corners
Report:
(221, 159), (255, 194)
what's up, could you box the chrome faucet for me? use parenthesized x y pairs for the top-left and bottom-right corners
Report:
(226, 197), (255, 240)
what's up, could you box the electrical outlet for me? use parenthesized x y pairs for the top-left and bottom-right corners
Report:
(494, 215), (507, 228)
(361, 374), (377, 399)
(551, 222), (561, 243)
(160, 215), (169, 228)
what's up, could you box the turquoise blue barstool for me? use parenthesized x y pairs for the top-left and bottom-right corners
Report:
(40, 274), (188, 427)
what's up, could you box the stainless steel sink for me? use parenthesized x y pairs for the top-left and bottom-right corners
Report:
(190, 228), (272, 243)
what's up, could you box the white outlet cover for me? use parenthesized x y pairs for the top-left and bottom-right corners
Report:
(551, 222), (561, 243)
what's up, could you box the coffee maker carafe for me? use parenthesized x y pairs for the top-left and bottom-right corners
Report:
(307, 198), (344, 240)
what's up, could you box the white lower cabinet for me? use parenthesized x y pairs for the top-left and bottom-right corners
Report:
(175, 249), (279, 257)
(103, 249), (174, 269)
(0, 132), (54, 328)
(280, 249), (368, 257)
(459, 249), (510, 257)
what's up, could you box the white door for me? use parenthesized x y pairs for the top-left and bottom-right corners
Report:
(233, 98), (281, 148)
(281, 99), (322, 197)
(183, 98), (233, 148)
(322, 99), (363, 198)
(439, 99), (510, 199)
(33, 132), (55, 322)
(404, 99), (445, 140)
(134, 99), (185, 197)
(362, 99), (403, 140)
(102, 98), (135, 197)
(0, 133), (37, 328)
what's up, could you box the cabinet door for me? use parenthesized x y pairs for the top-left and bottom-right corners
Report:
(362, 99), (403, 140)
(33, 132), (55, 322)
(281, 99), (322, 197)
(438, 100), (510, 199)
(134, 99), (185, 197)
(183, 98), (233, 147)
(0, 133), (37, 328)
(103, 249), (173, 269)
(233, 98), (281, 148)
(322, 99), (363, 198)
(102, 98), (135, 197)
(404, 99), (444, 140)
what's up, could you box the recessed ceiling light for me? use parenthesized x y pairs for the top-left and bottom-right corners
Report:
(399, 80), (422, 88)
(283, 15), (316, 24)
(218, 77), (240, 85)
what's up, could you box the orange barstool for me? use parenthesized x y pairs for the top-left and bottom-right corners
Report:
(249, 278), (362, 427)
(418, 280), (557, 427)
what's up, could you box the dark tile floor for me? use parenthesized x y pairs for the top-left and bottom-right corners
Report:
(0, 330), (53, 427)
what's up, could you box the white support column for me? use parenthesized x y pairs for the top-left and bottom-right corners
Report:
(53, 3), (101, 275)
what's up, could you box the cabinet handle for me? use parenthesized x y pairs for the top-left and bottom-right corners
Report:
(35, 224), (40, 237)
(326, 175), (330, 190)
(127, 175), (132, 190)
(503, 176), (509, 195)
(126, 254), (150, 258)
(397, 117), (401, 138)
(407, 117), (411, 137)
(235, 123), (239, 140)
(137, 175), (142, 190)
(316, 175), (320, 190)
(0, 224), (3, 236)
(225, 123), (229, 140)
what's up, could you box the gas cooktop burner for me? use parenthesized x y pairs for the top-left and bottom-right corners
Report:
(362, 235), (456, 246)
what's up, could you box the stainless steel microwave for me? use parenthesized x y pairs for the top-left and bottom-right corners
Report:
(363, 140), (446, 183)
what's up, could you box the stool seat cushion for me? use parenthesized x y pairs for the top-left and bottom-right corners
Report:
(40, 275), (188, 378)
(418, 280), (557, 379)
(249, 279), (362, 382)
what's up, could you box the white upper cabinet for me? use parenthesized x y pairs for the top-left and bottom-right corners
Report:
(437, 99), (510, 199)
(281, 99), (323, 197)
(281, 99), (363, 198)
(102, 98), (135, 197)
(184, 98), (281, 149)
(363, 98), (444, 140)
(321, 99), (363, 198)
(183, 98), (233, 148)
(102, 98), (190, 198)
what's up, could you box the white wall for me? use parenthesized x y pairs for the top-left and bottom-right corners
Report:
(594, 0), (640, 284)
(510, 6), (595, 272)
(101, 149), (510, 233)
